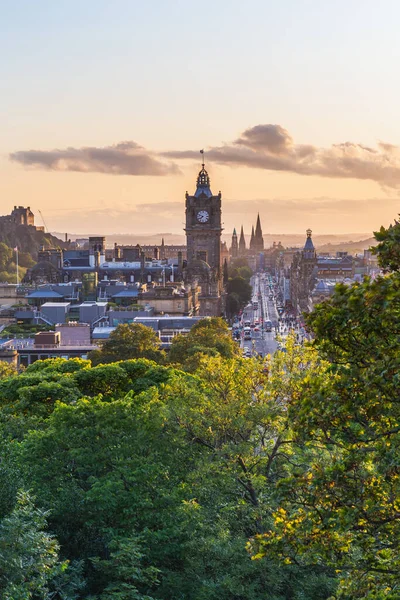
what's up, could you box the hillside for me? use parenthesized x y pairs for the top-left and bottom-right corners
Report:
(0, 220), (66, 260)
(316, 236), (376, 255)
(54, 231), (373, 249)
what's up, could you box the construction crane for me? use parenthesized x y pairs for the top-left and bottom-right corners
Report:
(38, 210), (49, 233)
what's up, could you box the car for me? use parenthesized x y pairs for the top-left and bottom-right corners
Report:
(254, 327), (260, 332)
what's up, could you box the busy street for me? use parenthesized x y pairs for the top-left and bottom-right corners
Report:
(232, 272), (305, 358)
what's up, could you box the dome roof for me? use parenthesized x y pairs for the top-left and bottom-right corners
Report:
(188, 258), (211, 272)
(304, 228), (315, 251)
(194, 165), (213, 198)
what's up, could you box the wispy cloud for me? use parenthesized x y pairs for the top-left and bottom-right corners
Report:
(10, 124), (400, 186)
(163, 124), (400, 187)
(10, 141), (180, 176)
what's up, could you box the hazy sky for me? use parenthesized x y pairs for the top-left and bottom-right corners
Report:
(2, 0), (400, 237)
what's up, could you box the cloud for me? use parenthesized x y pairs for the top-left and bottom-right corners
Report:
(10, 141), (180, 176)
(11, 124), (400, 186)
(163, 124), (400, 187)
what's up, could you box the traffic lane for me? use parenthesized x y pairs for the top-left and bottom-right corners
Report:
(267, 299), (279, 327)
(248, 330), (278, 357)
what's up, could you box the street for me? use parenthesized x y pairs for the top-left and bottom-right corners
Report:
(239, 273), (279, 358)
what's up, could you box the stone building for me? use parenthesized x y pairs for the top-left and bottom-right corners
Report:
(290, 229), (318, 311)
(11, 206), (35, 226)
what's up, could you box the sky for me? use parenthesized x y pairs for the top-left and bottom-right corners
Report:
(1, 0), (400, 237)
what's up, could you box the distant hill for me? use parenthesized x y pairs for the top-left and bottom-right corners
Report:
(316, 237), (376, 255)
(0, 221), (66, 260)
(54, 231), (373, 249)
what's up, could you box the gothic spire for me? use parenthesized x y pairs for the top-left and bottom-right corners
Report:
(239, 225), (246, 254)
(255, 213), (262, 238)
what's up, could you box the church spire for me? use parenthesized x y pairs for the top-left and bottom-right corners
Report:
(231, 228), (238, 258)
(239, 225), (246, 255)
(255, 213), (262, 238)
(254, 213), (264, 251)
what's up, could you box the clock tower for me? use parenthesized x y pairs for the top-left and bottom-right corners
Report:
(184, 158), (223, 316)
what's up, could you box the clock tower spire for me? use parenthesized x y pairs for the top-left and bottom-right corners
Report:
(184, 152), (223, 316)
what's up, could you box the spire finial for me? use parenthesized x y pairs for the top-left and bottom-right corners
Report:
(200, 149), (205, 169)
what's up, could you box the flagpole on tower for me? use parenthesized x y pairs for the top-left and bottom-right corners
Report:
(200, 148), (204, 168)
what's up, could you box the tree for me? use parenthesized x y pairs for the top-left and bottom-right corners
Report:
(0, 243), (12, 272)
(159, 348), (337, 599)
(226, 276), (252, 307)
(0, 491), (82, 599)
(0, 361), (18, 379)
(91, 535), (159, 600)
(73, 363), (130, 397)
(16, 352), (336, 599)
(89, 323), (164, 366)
(372, 217), (400, 271)
(168, 317), (240, 370)
(251, 271), (400, 597)
(225, 292), (241, 319)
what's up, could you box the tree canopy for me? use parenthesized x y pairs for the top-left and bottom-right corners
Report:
(0, 218), (399, 599)
(89, 322), (165, 365)
(168, 317), (240, 370)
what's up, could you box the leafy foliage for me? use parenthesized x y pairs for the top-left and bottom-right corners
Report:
(0, 361), (18, 379)
(0, 490), (83, 599)
(226, 276), (252, 307)
(251, 274), (400, 597)
(168, 317), (240, 370)
(372, 217), (400, 271)
(89, 323), (165, 365)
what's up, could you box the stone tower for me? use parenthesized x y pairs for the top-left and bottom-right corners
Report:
(297, 228), (318, 309)
(184, 159), (223, 316)
(231, 228), (238, 259)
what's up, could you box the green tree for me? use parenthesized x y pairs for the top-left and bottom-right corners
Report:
(372, 216), (400, 271)
(0, 491), (82, 599)
(251, 272), (400, 597)
(225, 292), (241, 318)
(226, 276), (252, 307)
(0, 243), (12, 271)
(89, 323), (164, 366)
(73, 363), (130, 397)
(91, 535), (159, 600)
(168, 317), (239, 370)
(15, 351), (336, 599)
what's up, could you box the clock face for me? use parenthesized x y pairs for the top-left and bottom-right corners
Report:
(197, 210), (209, 223)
